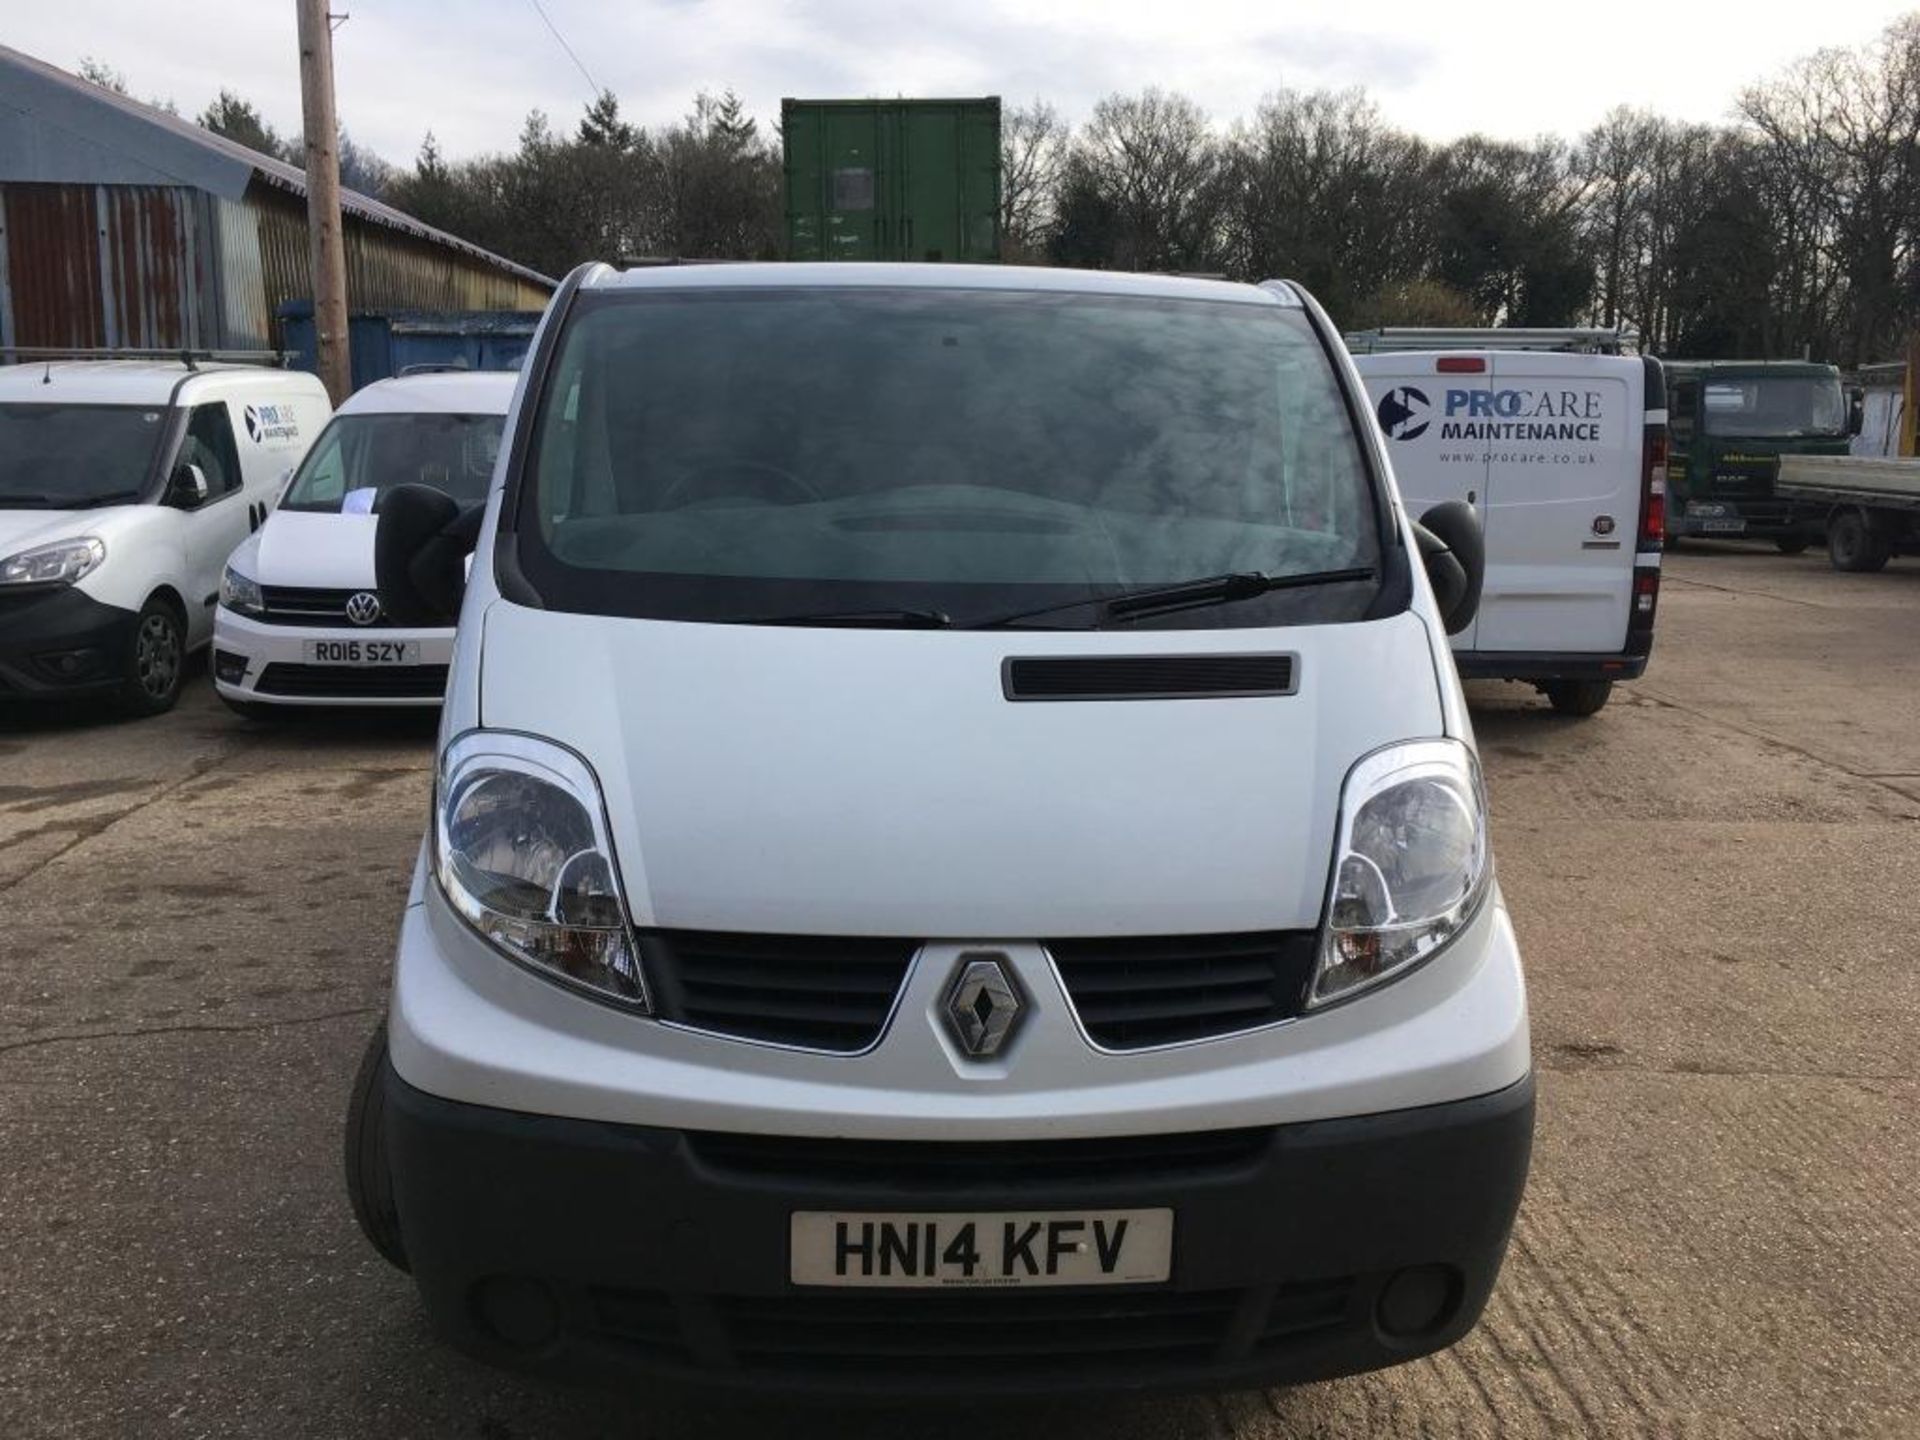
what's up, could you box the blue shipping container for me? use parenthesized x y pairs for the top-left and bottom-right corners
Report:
(278, 301), (539, 392)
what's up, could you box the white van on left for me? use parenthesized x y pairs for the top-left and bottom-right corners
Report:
(0, 361), (332, 716)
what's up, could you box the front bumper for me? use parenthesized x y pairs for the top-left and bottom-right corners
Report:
(0, 585), (137, 699)
(384, 1057), (1534, 1398)
(1672, 498), (1814, 539)
(211, 606), (454, 707)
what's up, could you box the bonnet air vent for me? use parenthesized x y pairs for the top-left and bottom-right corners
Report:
(1002, 654), (1296, 701)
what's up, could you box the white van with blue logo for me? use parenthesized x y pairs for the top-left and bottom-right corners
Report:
(1353, 348), (1667, 716)
(212, 371), (514, 714)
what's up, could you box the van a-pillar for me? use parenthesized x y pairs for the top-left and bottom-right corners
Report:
(297, 0), (352, 405)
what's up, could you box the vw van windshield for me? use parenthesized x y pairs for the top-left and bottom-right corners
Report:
(280, 412), (505, 514)
(516, 288), (1385, 629)
(0, 403), (167, 508)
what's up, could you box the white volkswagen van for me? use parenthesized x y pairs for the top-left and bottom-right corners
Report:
(1352, 346), (1666, 716)
(212, 371), (514, 714)
(0, 360), (328, 714)
(345, 264), (1532, 1400)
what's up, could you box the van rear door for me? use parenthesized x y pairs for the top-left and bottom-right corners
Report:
(1475, 354), (1639, 653)
(1355, 354), (1491, 651)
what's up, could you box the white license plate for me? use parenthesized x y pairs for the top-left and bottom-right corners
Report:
(1701, 518), (1747, 533)
(302, 639), (420, 666)
(790, 1209), (1173, 1289)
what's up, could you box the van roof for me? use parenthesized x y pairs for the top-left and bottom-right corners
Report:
(336, 371), (518, 417)
(0, 360), (326, 407)
(583, 261), (1291, 308)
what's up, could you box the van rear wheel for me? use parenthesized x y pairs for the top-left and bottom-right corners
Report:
(344, 1024), (409, 1271)
(1544, 679), (1613, 717)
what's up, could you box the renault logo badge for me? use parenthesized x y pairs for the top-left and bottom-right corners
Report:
(344, 591), (383, 626)
(943, 954), (1024, 1059)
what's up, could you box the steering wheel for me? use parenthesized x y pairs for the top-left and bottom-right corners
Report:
(657, 458), (822, 509)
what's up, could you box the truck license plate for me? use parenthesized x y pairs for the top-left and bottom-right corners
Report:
(790, 1209), (1173, 1288)
(302, 639), (420, 665)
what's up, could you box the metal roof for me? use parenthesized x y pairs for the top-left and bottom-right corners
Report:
(0, 44), (552, 290)
(338, 371), (518, 417)
(0, 359), (327, 405)
(587, 261), (1283, 305)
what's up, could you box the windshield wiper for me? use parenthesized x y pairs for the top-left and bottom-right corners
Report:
(75, 491), (141, 508)
(969, 566), (1378, 629)
(728, 607), (954, 629)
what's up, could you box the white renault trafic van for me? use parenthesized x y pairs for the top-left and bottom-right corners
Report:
(1352, 345), (1667, 716)
(0, 360), (329, 714)
(345, 264), (1532, 1400)
(213, 371), (514, 715)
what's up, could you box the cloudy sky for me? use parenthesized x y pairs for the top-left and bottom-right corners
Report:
(8, 1), (1916, 163)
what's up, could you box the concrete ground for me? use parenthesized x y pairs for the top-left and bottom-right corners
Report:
(1, 546), (1914, 1439)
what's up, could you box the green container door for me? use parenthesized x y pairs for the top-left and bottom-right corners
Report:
(784, 99), (1000, 263)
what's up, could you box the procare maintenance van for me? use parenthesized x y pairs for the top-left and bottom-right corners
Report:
(345, 263), (1533, 1401)
(1353, 343), (1666, 715)
(0, 358), (329, 714)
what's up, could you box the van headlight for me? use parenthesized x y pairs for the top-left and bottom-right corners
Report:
(219, 564), (264, 616)
(0, 536), (105, 587)
(1311, 739), (1491, 1007)
(434, 731), (649, 1009)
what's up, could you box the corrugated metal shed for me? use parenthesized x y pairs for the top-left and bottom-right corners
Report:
(0, 44), (552, 357)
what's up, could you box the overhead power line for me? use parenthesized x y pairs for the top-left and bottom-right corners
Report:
(526, 0), (602, 100)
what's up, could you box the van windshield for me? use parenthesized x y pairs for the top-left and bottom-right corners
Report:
(0, 403), (167, 508)
(517, 288), (1384, 629)
(280, 411), (505, 513)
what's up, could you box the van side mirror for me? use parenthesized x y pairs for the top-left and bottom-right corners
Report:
(1847, 386), (1865, 437)
(1413, 500), (1484, 637)
(375, 483), (484, 626)
(167, 463), (210, 508)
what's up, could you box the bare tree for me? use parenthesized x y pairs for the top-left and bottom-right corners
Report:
(1056, 89), (1228, 272)
(1000, 100), (1068, 262)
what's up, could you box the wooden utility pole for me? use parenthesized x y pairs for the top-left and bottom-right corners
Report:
(296, 0), (350, 403)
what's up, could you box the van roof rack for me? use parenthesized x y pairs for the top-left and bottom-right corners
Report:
(0, 345), (289, 370)
(1343, 326), (1639, 356)
(396, 360), (474, 376)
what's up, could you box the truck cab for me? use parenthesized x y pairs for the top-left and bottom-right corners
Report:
(1663, 360), (1856, 549)
(0, 359), (330, 714)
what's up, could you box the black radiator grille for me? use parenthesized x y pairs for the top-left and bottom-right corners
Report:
(1004, 654), (1295, 701)
(714, 1288), (1242, 1375)
(640, 930), (919, 1052)
(256, 585), (391, 626)
(1048, 931), (1317, 1048)
(683, 1125), (1274, 1190)
(254, 662), (449, 699)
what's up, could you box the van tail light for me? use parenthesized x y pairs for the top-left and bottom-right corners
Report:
(1628, 566), (1660, 642)
(1641, 424), (1668, 550)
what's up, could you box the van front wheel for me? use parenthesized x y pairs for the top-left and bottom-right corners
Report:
(344, 1024), (409, 1272)
(1544, 679), (1613, 717)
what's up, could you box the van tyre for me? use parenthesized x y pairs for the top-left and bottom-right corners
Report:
(344, 1024), (409, 1272)
(1828, 509), (1890, 572)
(116, 597), (185, 717)
(1544, 679), (1613, 717)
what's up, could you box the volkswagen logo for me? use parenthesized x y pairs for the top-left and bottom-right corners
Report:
(942, 954), (1024, 1059)
(344, 591), (383, 627)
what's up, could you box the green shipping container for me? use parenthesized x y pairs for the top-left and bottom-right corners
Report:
(783, 98), (1001, 264)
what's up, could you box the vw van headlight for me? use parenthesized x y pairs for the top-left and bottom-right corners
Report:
(1311, 739), (1491, 1007)
(0, 537), (105, 587)
(434, 731), (649, 1009)
(219, 564), (264, 616)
